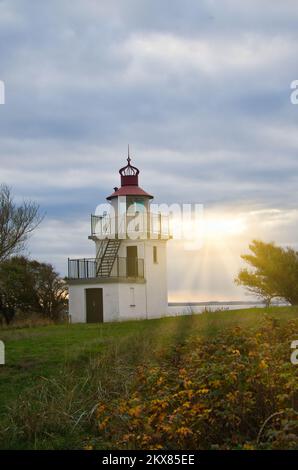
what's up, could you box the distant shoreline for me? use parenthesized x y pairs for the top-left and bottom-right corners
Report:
(168, 300), (285, 307)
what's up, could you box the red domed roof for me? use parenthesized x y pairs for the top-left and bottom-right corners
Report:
(106, 151), (153, 200)
(107, 185), (153, 200)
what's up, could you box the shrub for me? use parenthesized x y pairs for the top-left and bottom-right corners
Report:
(95, 316), (298, 449)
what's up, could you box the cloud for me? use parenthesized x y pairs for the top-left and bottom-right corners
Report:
(0, 0), (297, 300)
(120, 33), (292, 82)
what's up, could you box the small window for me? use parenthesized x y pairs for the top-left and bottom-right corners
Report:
(153, 246), (158, 264)
(130, 287), (135, 307)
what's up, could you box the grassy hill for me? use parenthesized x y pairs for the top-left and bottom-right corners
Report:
(0, 307), (298, 450)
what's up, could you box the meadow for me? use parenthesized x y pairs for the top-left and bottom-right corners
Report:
(0, 307), (297, 450)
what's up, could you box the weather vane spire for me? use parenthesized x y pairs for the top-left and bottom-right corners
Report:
(127, 144), (131, 164)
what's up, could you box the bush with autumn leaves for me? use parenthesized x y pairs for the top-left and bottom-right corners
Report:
(96, 316), (298, 449)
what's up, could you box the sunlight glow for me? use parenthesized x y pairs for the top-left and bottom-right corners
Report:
(171, 213), (247, 246)
(202, 216), (247, 240)
(168, 213), (249, 302)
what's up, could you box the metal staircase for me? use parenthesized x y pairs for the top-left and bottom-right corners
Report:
(96, 239), (121, 277)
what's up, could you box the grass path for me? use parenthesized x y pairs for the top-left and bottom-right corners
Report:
(1, 307), (297, 413)
(0, 307), (297, 449)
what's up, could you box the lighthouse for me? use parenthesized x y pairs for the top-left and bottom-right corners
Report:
(67, 151), (171, 323)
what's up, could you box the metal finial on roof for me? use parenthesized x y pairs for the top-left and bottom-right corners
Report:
(119, 146), (139, 177)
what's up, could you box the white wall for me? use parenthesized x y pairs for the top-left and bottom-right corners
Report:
(68, 281), (148, 323)
(144, 240), (168, 318)
(69, 283), (119, 323)
(117, 239), (169, 319)
(117, 239), (168, 318)
(118, 283), (147, 321)
(116, 238), (169, 319)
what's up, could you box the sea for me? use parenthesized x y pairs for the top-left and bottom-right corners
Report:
(167, 301), (287, 316)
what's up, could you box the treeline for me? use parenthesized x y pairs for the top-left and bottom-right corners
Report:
(0, 256), (67, 324)
(0, 184), (67, 325)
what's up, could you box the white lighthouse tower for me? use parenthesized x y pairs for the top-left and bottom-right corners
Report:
(68, 151), (171, 323)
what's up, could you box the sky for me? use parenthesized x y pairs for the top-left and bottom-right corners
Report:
(0, 0), (298, 301)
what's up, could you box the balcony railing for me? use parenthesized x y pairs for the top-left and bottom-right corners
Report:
(90, 213), (171, 239)
(68, 257), (144, 280)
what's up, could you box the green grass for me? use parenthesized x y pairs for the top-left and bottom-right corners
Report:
(0, 306), (297, 449)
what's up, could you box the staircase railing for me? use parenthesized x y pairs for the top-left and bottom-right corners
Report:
(96, 239), (121, 277)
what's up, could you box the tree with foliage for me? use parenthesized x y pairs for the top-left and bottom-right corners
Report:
(33, 262), (68, 320)
(235, 240), (298, 306)
(0, 184), (42, 262)
(0, 256), (67, 324)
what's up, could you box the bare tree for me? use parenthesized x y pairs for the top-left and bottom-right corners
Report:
(0, 184), (42, 261)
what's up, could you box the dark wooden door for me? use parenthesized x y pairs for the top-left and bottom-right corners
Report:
(86, 288), (103, 323)
(127, 246), (137, 277)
